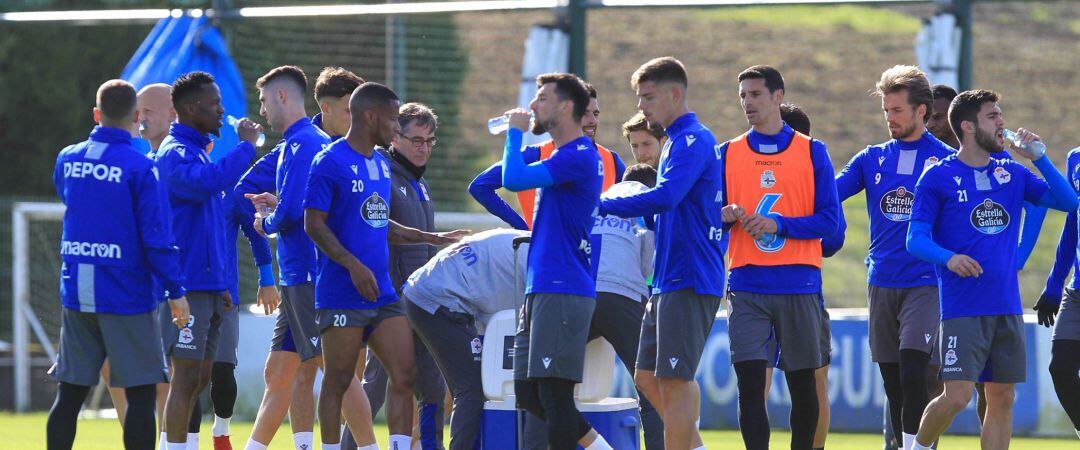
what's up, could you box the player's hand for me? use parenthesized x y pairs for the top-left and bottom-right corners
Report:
(722, 204), (745, 224)
(347, 260), (380, 301)
(425, 229), (471, 245)
(221, 291), (234, 311)
(946, 254), (983, 277)
(1007, 128), (1043, 160)
(246, 192), (279, 212)
(236, 118), (263, 145)
(168, 297), (190, 329)
(506, 108), (532, 132)
(256, 285), (280, 315)
(741, 214), (779, 239)
(1033, 294), (1061, 328)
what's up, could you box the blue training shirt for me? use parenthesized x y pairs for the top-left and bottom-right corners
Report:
(526, 135), (603, 297)
(54, 126), (185, 314)
(600, 112), (726, 297)
(469, 142), (625, 231)
(911, 154), (1049, 318)
(154, 123), (255, 292)
(262, 117), (331, 286)
(223, 147), (278, 303)
(303, 140), (397, 309)
(835, 131), (954, 288)
(721, 124), (840, 295)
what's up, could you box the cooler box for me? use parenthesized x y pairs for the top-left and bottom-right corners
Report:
(481, 397), (641, 450)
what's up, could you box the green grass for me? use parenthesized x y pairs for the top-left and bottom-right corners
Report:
(3, 412), (1077, 450)
(699, 5), (921, 34)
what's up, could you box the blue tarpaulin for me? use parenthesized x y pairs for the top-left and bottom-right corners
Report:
(121, 15), (247, 161)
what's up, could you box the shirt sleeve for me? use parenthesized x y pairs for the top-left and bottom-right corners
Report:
(53, 151), (66, 202)
(264, 137), (322, 235)
(821, 207), (847, 257)
(1041, 210), (1077, 301)
(133, 161), (185, 299)
(234, 195), (273, 268)
(302, 156), (335, 213)
(910, 167), (943, 225)
(468, 162), (529, 230)
(158, 141), (256, 201)
(774, 140), (840, 239)
(612, 151), (627, 182)
(600, 135), (712, 218)
(1016, 201), (1047, 270)
(835, 148), (867, 202)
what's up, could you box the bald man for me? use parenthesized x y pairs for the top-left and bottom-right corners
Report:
(137, 83), (177, 152)
(98, 82), (177, 434)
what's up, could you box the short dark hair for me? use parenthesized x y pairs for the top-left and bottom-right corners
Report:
(874, 65), (933, 123)
(738, 65), (785, 93)
(535, 73), (591, 123)
(171, 71), (216, 110)
(948, 89), (1000, 139)
(779, 103), (811, 135)
(349, 82), (399, 117)
(932, 84), (958, 103)
(584, 82), (598, 99)
(622, 112), (665, 142)
(256, 65), (307, 92)
(631, 56), (688, 89)
(623, 163), (658, 188)
(315, 67), (364, 101)
(398, 102), (438, 131)
(96, 79), (137, 121)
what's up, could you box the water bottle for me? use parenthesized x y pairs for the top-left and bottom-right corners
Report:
(487, 113), (533, 135)
(1003, 129), (1045, 157)
(257, 206), (278, 239)
(227, 115), (266, 147)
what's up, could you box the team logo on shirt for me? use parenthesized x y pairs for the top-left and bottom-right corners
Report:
(685, 135), (696, 147)
(760, 170), (776, 189)
(923, 156), (940, 174)
(290, 142), (300, 154)
(350, 164), (358, 176)
(471, 337), (483, 361)
(879, 186), (914, 221)
(362, 192), (389, 228)
(878, 156), (886, 166)
(970, 199), (1010, 234)
(993, 166), (1011, 184)
(178, 328), (194, 345)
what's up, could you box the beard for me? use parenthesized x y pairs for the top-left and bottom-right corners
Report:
(890, 121), (919, 140)
(531, 116), (554, 135)
(974, 126), (1003, 153)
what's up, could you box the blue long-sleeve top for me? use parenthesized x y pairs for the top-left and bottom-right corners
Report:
(822, 207), (847, 258)
(312, 112), (343, 140)
(723, 124), (840, 294)
(1040, 148), (1080, 304)
(599, 112), (727, 297)
(54, 126), (186, 314)
(469, 140), (625, 230)
(261, 117), (330, 286)
(907, 154), (1077, 318)
(154, 122), (255, 291)
(222, 147), (279, 303)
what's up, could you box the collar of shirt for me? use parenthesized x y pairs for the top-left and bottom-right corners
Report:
(283, 116), (314, 140)
(169, 122), (212, 151)
(89, 125), (133, 144)
(664, 112), (699, 140)
(893, 130), (936, 151)
(747, 123), (795, 154)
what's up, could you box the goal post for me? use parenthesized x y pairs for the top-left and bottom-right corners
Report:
(12, 201), (65, 412)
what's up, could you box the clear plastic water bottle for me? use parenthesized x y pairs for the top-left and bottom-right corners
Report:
(227, 115), (266, 147)
(1003, 129), (1045, 157)
(487, 113), (533, 135)
(258, 206), (278, 239)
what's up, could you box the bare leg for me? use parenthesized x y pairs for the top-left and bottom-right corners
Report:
(367, 316), (418, 435)
(980, 382), (1015, 450)
(914, 380), (974, 447)
(657, 377), (704, 449)
(248, 350), (300, 445)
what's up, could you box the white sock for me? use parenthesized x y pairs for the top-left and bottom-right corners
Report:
(358, 444), (380, 450)
(321, 443), (341, 450)
(584, 433), (613, 450)
(911, 440), (933, 450)
(388, 435), (411, 450)
(293, 431), (315, 450)
(167, 444), (187, 450)
(1075, 428), (1080, 440)
(692, 446), (706, 450)
(159, 432), (168, 450)
(186, 433), (199, 450)
(213, 415), (231, 437)
(903, 432), (917, 450)
(244, 439), (269, 450)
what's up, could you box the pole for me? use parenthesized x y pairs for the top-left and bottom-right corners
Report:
(13, 204), (29, 412)
(954, 0), (973, 91)
(568, 0), (587, 79)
